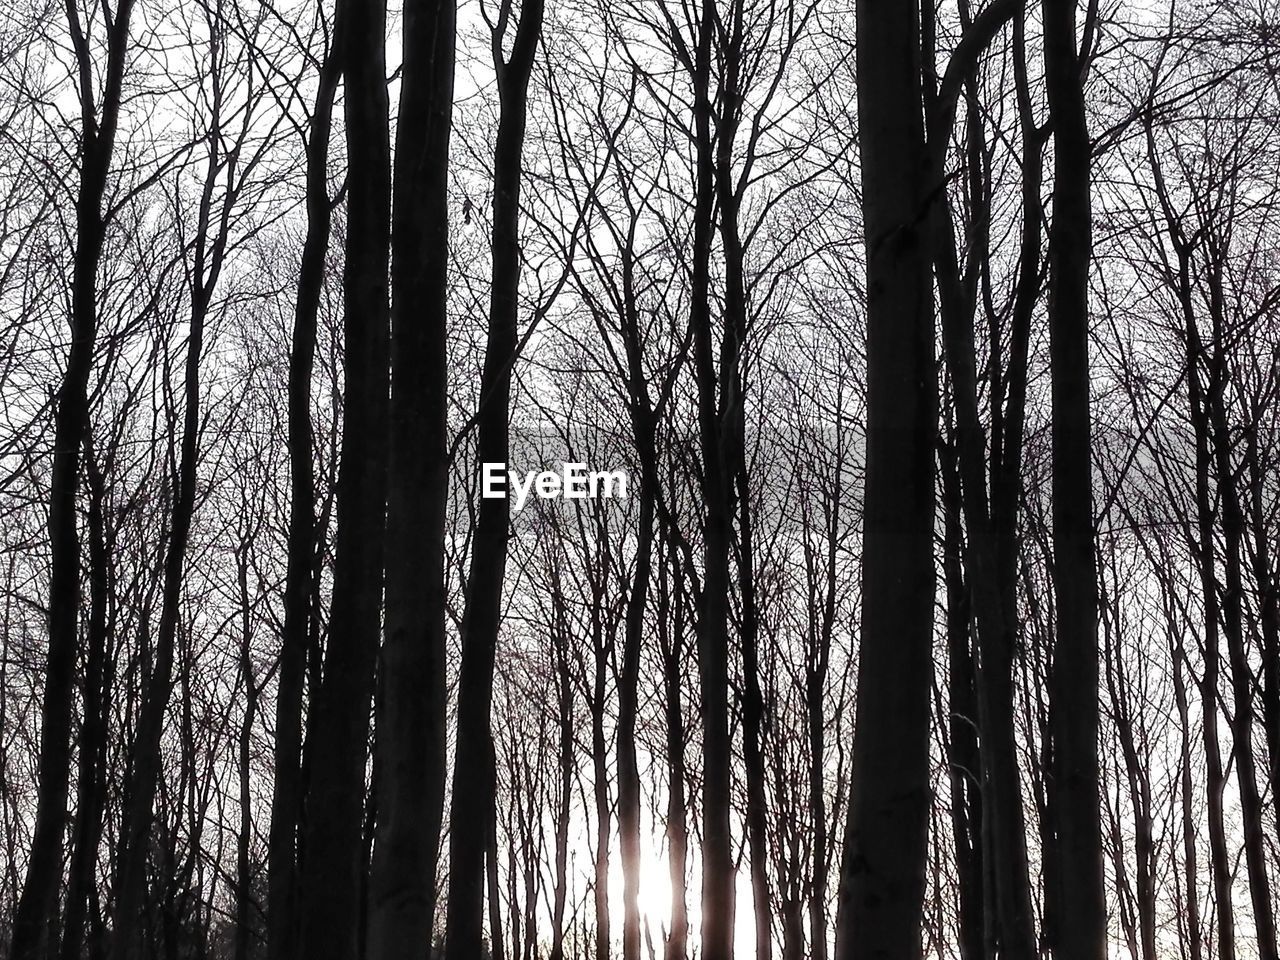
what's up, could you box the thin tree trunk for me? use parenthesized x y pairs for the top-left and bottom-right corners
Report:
(1100, 570), (1155, 960)
(1144, 118), (1230, 960)
(1206, 289), (1278, 960)
(688, 3), (735, 957)
(549, 626), (573, 960)
(235, 537), (260, 960)
(924, 2), (1038, 954)
(1169, 614), (1203, 960)
(1187, 306), (1236, 960)
(736, 451), (770, 960)
(939, 434), (984, 960)
(442, 0), (542, 954)
(711, 6), (770, 952)
(591, 624), (612, 960)
(662, 543), (689, 960)
(60, 446), (114, 960)
(1245, 423), (1280, 842)
(268, 32), (342, 960)
(803, 436), (841, 960)
(486, 738), (505, 960)
(11, 2), (134, 955)
(616, 224), (657, 960)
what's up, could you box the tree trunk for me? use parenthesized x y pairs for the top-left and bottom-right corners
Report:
(1245, 423), (1280, 843)
(1206, 287), (1278, 960)
(1169, 610), (1203, 960)
(924, 3), (1038, 954)
(939, 436), (984, 960)
(486, 737), (505, 960)
(366, 0), (455, 950)
(833, 0), (936, 956)
(60, 446), (114, 960)
(10, 3), (134, 956)
(1145, 118), (1229, 960)
(662, 544), (689, 960)
(236, 536), (261, 960)
(616, 226), (657, 960)
(549, 627), (573, 960)
(1100, 580), (1156, 960)
(804, 445), (841, 960)
(442, 1), (542, 955)
(688, 3), (735, 957)
(1042, 0), (1105, 954)
(269, 32), (342, 960)
(297, 0), (391, 955)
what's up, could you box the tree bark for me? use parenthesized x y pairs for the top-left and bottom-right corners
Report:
(616, 248), (657, 960)
(549, 619), (574, 960)
(296, 0), (391, 956)
(59, 445), (114, 960)
(365, 0), (455, 951)
(10, 2), (135, 956)
(1042, 0), (1105, 955)
(833, 0), (936, 957)
(661, 542), (689, 960)
(1245, 422), (1280, 843)
(939, 434), (984, 960)
(269, 30), (342, 960)
(688, 3), (735, 957)
(442, 0), (542, 955)
(923, 3), (1038, 955)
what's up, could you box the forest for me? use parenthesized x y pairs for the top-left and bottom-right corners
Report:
(0, 0), (1278, 956)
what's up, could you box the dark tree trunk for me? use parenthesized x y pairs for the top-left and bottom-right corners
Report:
(296, 0), (391, 956)
(365, 0), (455, 951)
(268, 31), (342, 960)
(709, 9), (770, 955)
(1187, 326), (1236, 960)
(688, 4), (735, 958)
(1042, 0), (1105, 955)
(1144, 118), (1229, 960)
(616, 339), (655, 960)
(549, 630), (573, 960)
(923, 3), (1038, 955)
(939, 435), (984, 960)
(1245, 423), (1280, 843)
(60, 447), (114, 960)
(615, 206), (658, 960)
(10, 3), (134, 957)
(1206, 280), (1278, 960)
(235, 536), (261, 960)
(1100, 580), (1156, 960)
(661, 544), (689, 960)
(442, 1), (542, 955)
(833, 0), (936, 957)
(735, 452), (770, 960)
(805, 503), (836, 960)
(1168, 618), (1203, 960)
(485, 738), (505, 960)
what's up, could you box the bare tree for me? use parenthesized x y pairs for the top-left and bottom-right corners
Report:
(832, 0), (936, 956)
(295, 0), (391, 955)
(10, 0), (136, 953)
